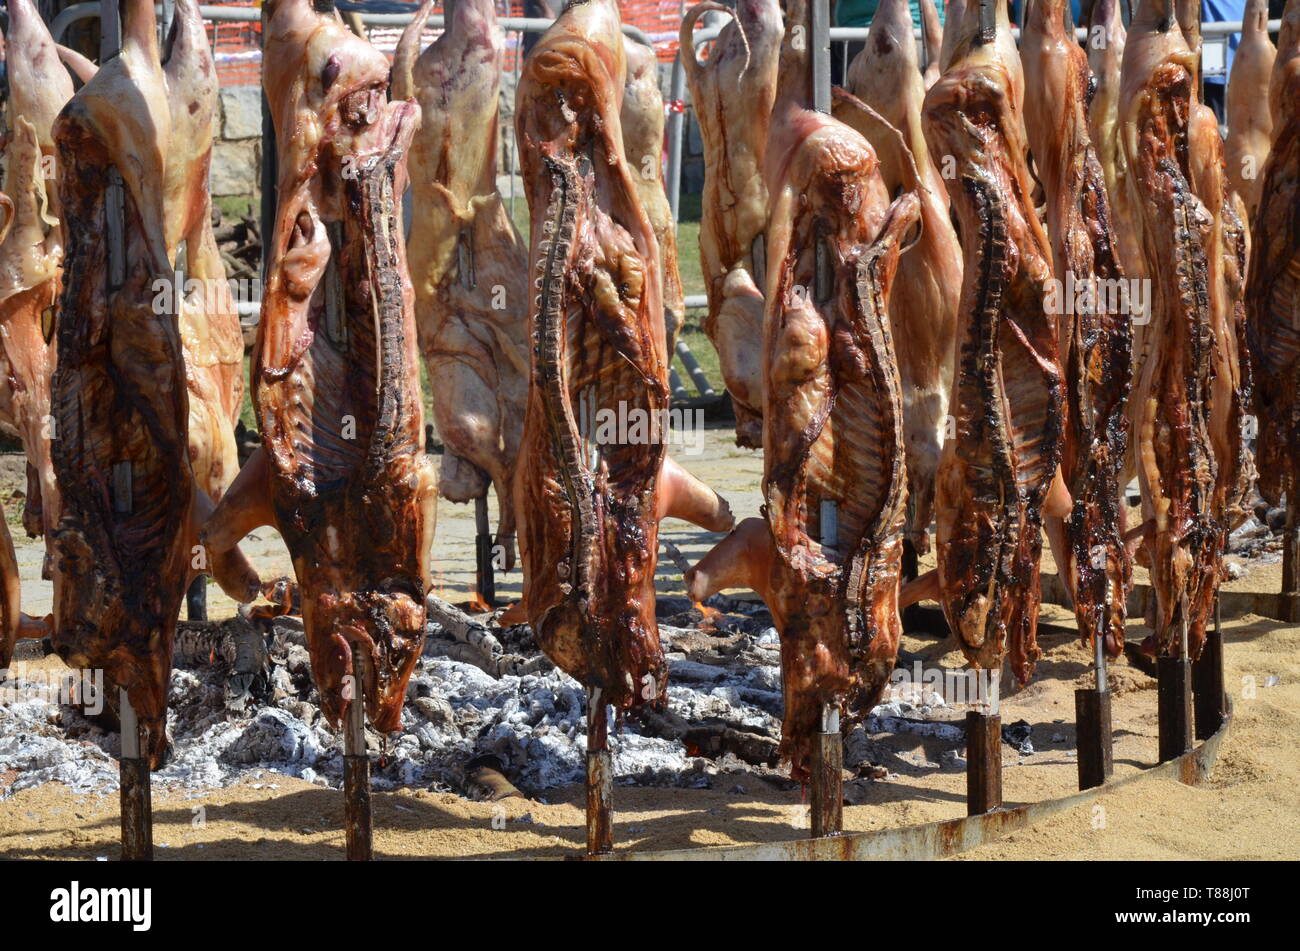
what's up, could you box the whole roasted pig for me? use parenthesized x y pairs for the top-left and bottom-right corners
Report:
(1118, 0), (1223, 658)
(49, 0), (258, 764)
(1021, 0), (1132, 656)
(393, 0), (528, 573)
(1086, 0), (1145, 288)
(679, 0), (783, 447)
(837, 0), (961, 556)
(205, 0), (437, 733)
(621, 37), (687, 355)
(0, 0), (69, 547)
(0, 0), (74, 668)
(688, 0), (919, 780)
(1248, 0), (1300, 510)
(922, 0), (1064, 683)
(1226, 0), (1276, 217)
(515, 0), (733, 714)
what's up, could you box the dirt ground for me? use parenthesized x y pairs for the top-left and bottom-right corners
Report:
(1, 431), (1297, 860)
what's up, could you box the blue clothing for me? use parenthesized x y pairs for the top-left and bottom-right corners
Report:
(1204, 0), (1249, 84)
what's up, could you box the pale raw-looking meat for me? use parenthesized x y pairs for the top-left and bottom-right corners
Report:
(1248, 0), (1300, 509)
(687, 0), (918, 780)
(679, 0), (783, 447)
(165, 0), (249, 546)
(923, 0), (1064, 683)
(205, 0), (437, 734)
(1021, 0), (1132, 657)
(837, 0), (961, 555)
(393, 0), (527, 571)
(514, 0), (733, 712)
(49, 0), (259, 765)
(1087, 0), (1145, 290)
(1118, 0), (1222, 658)
(1226, 0), (1275, 216)
(920, 0), (943, 87)
(940, 0), (967, 72)
(0, 0), (74, 667)
(621, 37), (687, 354)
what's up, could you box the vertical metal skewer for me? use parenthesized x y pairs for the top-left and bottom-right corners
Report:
(811, 499), (843, 837)
(1283, 496), (1299, 623)
(1075, 626), (1113, 789)
(585, 687), (613, 855)
(100, 0), (152, 862)
(1193, 597), (1226, 740)
(966, 670), (1002, 814)
(1158, 598), (1194, 762)
(344, 645), (372, 860)
(474, 494), (496, 610)
(118, 687), (153, 860)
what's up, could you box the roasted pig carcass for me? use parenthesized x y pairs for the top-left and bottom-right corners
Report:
(688, 0), (919, 780)
(1086, 0), (1145, 288)
(515, 0), (732, 713)
(0, 0), (74, 667)
(1118, 0), (1223, 658)
(837, 0), (961, 556)
(622, 37), (687, 354)
(0, 0), (70, 548)
(165, 0), (252, 567)
(940, 0), (967, 73)
(49, 0), (258, 765)
(205, 0), (436, 733)
(1247, 0), (1300, 510)
(1226, 0), (1276, 217)
(393, 0), (527, 571)
(679, 0), (783, 447)
(1021, 0), (1132, 656)
(922, 0), (1064, 683)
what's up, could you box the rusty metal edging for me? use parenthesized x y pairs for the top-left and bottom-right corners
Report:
(586, 702), (1232, 861)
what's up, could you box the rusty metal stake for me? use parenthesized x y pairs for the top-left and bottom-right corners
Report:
(1193, 598), (1226, 741)
(966, 674), (1002, 814)
(475, 494), (496, 609)
(1075, 633), (1113, 789)
(118, 688), (153, 861)
(586, 687), (613, 855)
(1283, 500), (1299, 623)
(1158, 611), (1194, 762)
(344, 646), (372, 861)
(810, 704), (843, 837)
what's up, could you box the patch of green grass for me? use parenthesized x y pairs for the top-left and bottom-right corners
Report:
(215, 195), (258, 221)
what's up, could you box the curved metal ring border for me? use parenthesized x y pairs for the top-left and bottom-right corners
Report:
(587, 701), (1233, 861)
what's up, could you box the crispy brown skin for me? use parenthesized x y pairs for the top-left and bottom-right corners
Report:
(206, 0), (436, 733)
(1120, 1), (1221, 658)
(49, 0), (194, 764)
(1021, 0), (1132, 657)
(679, 0), (783, 448)
(924, 2), (1064, 683)
(687, 0), (917, 781)
(394, 0), (527, 568)
(837, 0), (961, 555)
(514, 0), (670, 710)
(1248, 0), (1300, 510)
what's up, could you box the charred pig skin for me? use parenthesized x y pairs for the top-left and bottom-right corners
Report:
(1021, 0), (1133, 657)
(688, 0), (918, 780)
(204, 0), (437, 733)
(1248, 0), (1300, 511)
(1118, 0), (1222, 658)
(49, 0), (195, 765)
(923, 1), (1065, 683)
(514, 0), (732, 713)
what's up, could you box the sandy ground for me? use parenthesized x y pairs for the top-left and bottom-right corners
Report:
(1, 432), (1297, 860)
